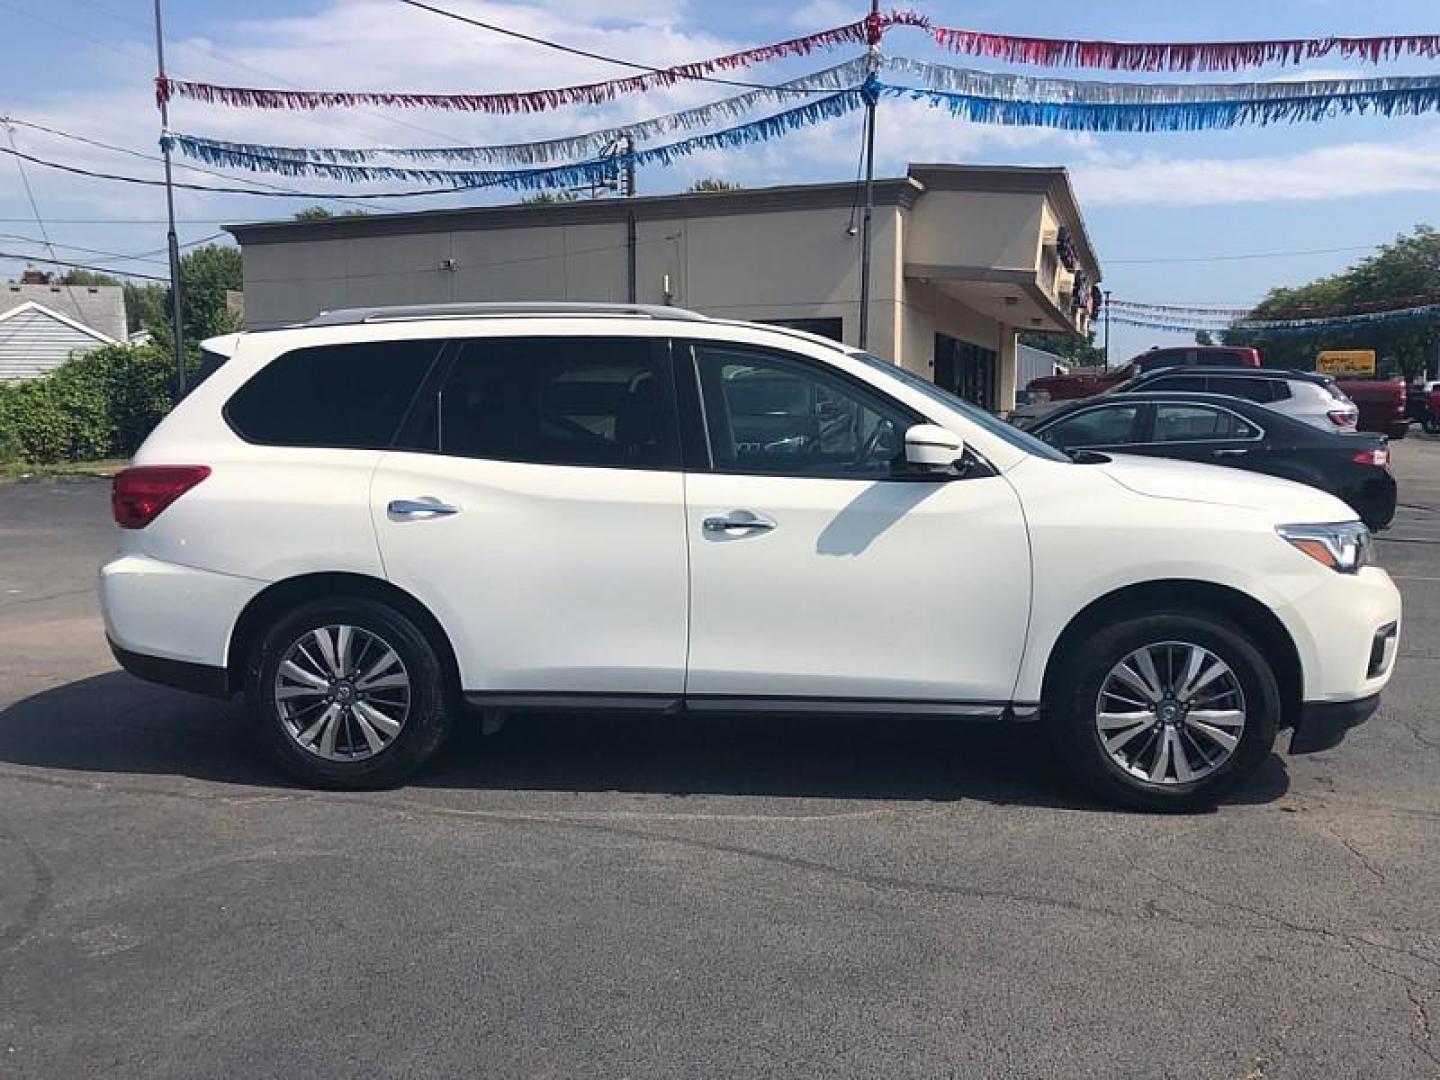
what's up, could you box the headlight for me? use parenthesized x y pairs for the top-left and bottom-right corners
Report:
(1277, 522), (1372, 573)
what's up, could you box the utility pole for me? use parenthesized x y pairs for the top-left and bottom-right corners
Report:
(153, 0), (186, 401)
(856, 0), (880, 351)
(623, 134), (637, 303)
(1102, 288), (1112, 368)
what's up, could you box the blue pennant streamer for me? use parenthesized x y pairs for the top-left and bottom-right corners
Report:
(886, 80), (1440, 131)
(1113, 304), (1440, 336)
(172, 90), (862, 190)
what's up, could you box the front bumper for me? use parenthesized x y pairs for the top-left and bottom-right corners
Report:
(1290, 693), (1380, 753)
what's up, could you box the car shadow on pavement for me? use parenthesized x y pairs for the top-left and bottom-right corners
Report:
(0, 671), (1291, 812)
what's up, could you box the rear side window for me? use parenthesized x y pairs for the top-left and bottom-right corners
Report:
(1208, 376), (1275, 402)
(1152, 404), (1259, 442)
(226, 340), (442, 448)
(419, 337), (680, 470)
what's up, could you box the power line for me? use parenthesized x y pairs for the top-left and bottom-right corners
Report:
(0, 231), (169, 265)
(0, 251), (169, 282)
(2, 116), (405, 214)
(395, 0), (851, 95)
(3, 120), (90, 321)
(11, 0), (468, 146)
(1107, 244), (1378, 265)
(0, 141), (486, 199)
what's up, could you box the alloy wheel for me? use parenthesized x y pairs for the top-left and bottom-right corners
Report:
(1095, 641), (1247, 786)
(274, 624), (411, 762)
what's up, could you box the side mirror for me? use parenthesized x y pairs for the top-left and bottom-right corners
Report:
(904, 424), (965, 472)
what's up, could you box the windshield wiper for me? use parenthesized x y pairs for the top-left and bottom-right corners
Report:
(1067, 449), (1112, 464)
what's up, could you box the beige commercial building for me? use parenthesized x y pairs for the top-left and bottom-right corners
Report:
(227, 163), (1101, 412)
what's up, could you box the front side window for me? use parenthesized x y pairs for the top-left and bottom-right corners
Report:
(420, 337), (680, 469)
(226, 340), (443, 448)
(694, 345), (912, 478)
(1039, 405), (1141, 449)
(1152, 404), (1259, 442)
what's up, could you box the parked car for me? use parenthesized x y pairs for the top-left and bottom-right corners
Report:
(1029, 391), (1396, 529)
(102, 303), (1400, 812)
(1016, 346), (1262, 425)
(1336, 377), (1409, 438)
(1408, 380), (1440, 433)
(1102, 366), (1359, 433)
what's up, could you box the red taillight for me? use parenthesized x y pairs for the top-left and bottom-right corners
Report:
(1353, 448), (1389, 468)
(1328, 409), (1357, 427)
(112, 466), (211, 529)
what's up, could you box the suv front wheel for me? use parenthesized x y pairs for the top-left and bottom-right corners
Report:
(1047, 613), (1279, 812)
(246, 597), (456, 789)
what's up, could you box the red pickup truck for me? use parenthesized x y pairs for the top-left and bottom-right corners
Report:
(1025, 346), (1261, 405)
(1024, 345), (1407, 437)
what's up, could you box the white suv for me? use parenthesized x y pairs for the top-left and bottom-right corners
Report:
(101, 304), (1401, 811)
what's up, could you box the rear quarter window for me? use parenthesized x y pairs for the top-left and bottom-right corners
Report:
(226, 340), (443, 448)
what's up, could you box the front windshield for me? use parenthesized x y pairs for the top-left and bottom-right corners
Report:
(851, 352), (1071, 463)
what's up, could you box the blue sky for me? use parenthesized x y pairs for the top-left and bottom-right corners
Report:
(1, 0), (1438, 361)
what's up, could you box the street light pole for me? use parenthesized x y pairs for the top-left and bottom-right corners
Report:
(856, 0), (880, 351)
(1103, 288), (1113, 368)
(153, 0), (187, 401)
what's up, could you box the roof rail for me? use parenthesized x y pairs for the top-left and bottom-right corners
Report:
(304, 302), (709, 327)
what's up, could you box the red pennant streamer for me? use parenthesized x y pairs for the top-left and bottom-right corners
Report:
(931, 26), (1440, 72)
(156, 12), (929, 113)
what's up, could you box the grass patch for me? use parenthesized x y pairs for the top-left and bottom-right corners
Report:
(0, 458), (127, 483)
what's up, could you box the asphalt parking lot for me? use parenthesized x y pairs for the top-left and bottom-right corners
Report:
(0, 441), (1437, 1080)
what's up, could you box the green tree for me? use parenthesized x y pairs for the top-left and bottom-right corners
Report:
(139, 244), (243, 348)
(1019, 329), (1105, 367)
(59, 269), (120, 286)
(292, 205), (370, 221)
(687, 178), (741, 192)
(520, 190), (580, 204)
(1222, 225), (1440, 378)
(1194, 330), (1215, 346)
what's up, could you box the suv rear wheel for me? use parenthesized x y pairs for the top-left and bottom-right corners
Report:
(246, 597), (456, 789)
(1046, 613), (1279, 812)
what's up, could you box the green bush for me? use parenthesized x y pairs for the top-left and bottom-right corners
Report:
(0, 344), (187, 464)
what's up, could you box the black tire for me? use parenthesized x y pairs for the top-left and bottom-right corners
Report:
(245, 596), (456, 789)
(1045, 612), (1279, 813)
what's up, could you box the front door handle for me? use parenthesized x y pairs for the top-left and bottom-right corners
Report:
(1211, 448), (1249, 457)
(388, 497), (461, 518)
(703, 512), (776, 534)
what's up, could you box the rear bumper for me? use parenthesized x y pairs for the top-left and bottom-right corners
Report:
(108, 639), (231, 699)
(100, 553), (264, 677)
(1290, 693), (1379, 754)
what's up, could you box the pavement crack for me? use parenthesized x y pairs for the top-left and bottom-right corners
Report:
(1409, 984), (1440, 1069)
(1323, 821), (1388, 883)
(0, 820), (53, 955)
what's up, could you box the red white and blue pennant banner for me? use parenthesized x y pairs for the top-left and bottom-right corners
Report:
(155, 13), (927, 113)
(929, 26), (1440, 72)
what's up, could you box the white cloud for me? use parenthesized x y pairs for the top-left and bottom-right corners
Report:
(1073, 128), (1440, 205)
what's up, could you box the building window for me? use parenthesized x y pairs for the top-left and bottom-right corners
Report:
(756, 317), (844, 342)
(933, 333), (998, 411)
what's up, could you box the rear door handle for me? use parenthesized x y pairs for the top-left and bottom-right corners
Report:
(1211, 448), (1249, 457)
(703, 512), (776, 534)
(388, 498), (461, 518)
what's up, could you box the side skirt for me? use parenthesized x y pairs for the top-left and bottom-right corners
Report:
(462, 691), (1042, 722)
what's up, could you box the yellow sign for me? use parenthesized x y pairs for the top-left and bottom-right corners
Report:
(1317, 350), (1376, 376)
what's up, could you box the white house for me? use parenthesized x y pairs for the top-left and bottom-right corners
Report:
(0, 283), (127, 381)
